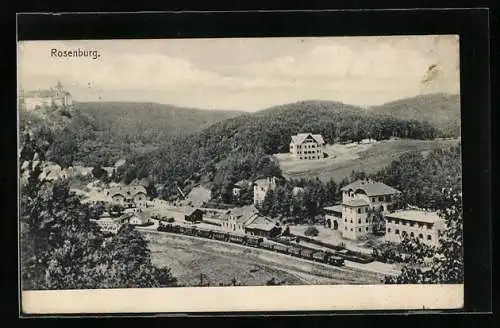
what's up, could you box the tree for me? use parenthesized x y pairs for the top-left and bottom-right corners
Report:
(20, 132), (177, 290)
(92, 165), (108, 180)
(384, 188), (463, 284)
(304, 226), (319, 237)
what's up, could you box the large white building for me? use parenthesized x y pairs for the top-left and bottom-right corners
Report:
(289, 133), (325, 160)
(20, 83), (73, 111)
(324, 179), (401, 240)
(384, 210), (446, 247)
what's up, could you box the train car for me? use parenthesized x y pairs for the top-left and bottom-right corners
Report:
(171, 224), (181, 233)
(327, 255), (345, 267)
(312, 251), (328, 263)
(196, 228), (213, 239)
(287, 246), (302, 257)
(158, 222), (173, 232)
(246, 236), (263, 247)
(212, 231), (229, 241)
(300, 248), (315, 260)
(273, 244), (288, 254)
(228, 234), (246, 244)
(260, 241), (274, 251)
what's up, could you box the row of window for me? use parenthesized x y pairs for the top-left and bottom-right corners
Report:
(386, 219), (432, 230)
(344, 227), (370, 232)
(299, 156), (321, 160)
(296, 150), (320, 154)
(387, 228), (432, 240)
(345, 218), (371, 224)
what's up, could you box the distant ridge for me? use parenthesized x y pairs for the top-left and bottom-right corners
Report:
(370, 93), (461, 136)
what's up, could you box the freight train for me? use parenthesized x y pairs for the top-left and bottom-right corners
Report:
(156, 222), (346, 267)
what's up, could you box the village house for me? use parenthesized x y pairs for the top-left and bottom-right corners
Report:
(20, 82), (73, 111)
(126, 211), (152, 226)
(184, 208), (204, 223)
(90, 216), (128, 235)
(244, 216), (282, 238)
(221, 205), (260, 234)
(106, 185), (148, 208)
(289, 133), (325, 160)
(253, 177), (278, 206)
(325, 179), (402, 240)
(384, 209), (446, 247)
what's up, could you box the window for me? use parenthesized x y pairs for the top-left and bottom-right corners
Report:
(344, 219), (347, 222)
(365, 208), (368, 213)
(386, 195), (391, 202)
(365, 218), (369, 223)
(350, 228), (353, 231)
(366, 227), (369, 231)
(388, 228), (391, 233)
(371, 197), (376, 202)
(418, 234), (423, 239)
(427, 235), (432, 240)
(402, 231), (407, 237)
(395, 229), (400, 235)
(386, 219), (391, 224)
(410, 232), (414, 237)
(345, 227), (347, 230)
(410, 222), (415, 227)
(402, 221), (407, 226)
(350, 220), (353, 223)
(378, 196), (384, 202)
(357, 208), (361, 214)
(358, 219), (361, 224)
(358, 228), (361, 232)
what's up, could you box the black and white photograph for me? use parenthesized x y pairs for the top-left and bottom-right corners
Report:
(18, 34), (465, 313)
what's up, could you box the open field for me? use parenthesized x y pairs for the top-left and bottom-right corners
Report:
(275, 138), (460, 182)
(141, 230), (386, 287)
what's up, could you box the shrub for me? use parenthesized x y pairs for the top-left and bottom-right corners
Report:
(304, 226), (319, 237)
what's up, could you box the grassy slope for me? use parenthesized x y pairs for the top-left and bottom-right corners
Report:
(143, 231), (384, 286)
(277, 138), (460, 182)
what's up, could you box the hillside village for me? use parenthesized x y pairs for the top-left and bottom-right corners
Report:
(31, 129), (449, 273)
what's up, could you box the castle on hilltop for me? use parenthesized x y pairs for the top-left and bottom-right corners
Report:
(20, 81), (73, 111)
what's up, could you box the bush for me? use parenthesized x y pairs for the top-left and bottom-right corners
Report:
(304, 226), (319, 237)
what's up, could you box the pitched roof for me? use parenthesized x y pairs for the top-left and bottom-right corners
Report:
(324, 205), (343, 213)
(184, 207), (203, 216)
(233, 180), (249, 188)
(24, 89), (69, 98)
(290, 133), (325, 145)
(227, 205), (259, 224)
(107, 185), (147, 197)
(385, 210), (444, 224)
(342, 198), (369, 207)
(340, 179), (401, 196)
(245, 222), (278, 232)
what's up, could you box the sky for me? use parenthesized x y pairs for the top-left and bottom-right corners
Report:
(17, 35), (460, 111)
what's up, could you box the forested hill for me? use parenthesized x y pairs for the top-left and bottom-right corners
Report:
(120, 99), (443, 201)
(370, 93), (461, 137)
(74, 102), (244, 142)
(19, 102), (244, 168)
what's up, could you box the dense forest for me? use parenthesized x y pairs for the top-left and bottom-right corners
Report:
(18, 102), (243, 168)
(120, 100), (444, 200)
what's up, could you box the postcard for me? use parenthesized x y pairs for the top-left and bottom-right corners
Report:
(18, 34), (464, 314)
